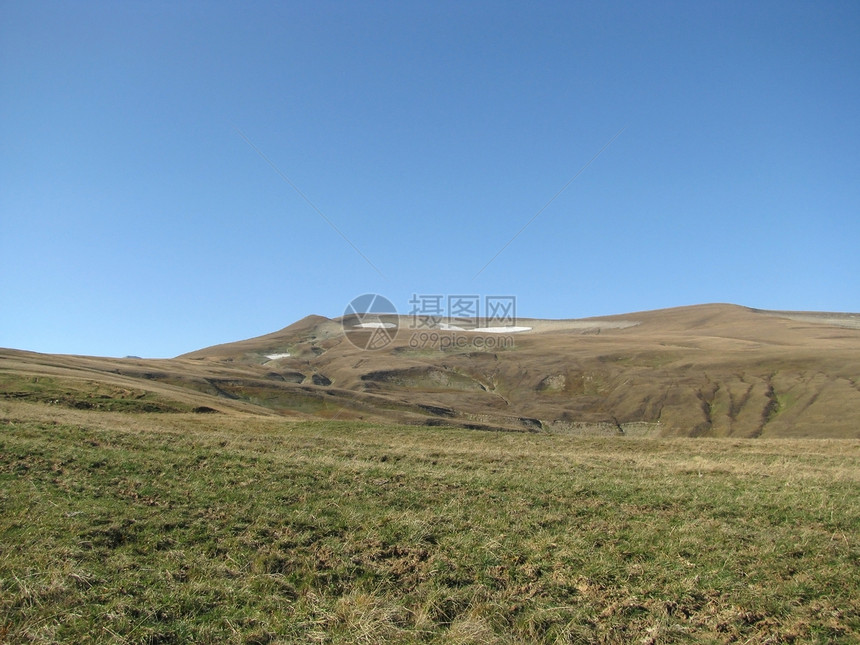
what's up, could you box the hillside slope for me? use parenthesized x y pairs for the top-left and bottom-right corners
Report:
(3, 304), (859, 437)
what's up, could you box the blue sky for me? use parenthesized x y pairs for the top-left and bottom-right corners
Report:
(2, 1), (858, 357)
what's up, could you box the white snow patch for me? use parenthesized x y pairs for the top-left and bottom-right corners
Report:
(265, 353), (291, 360)
(354, 322), (397, 329)
(438, 323), (531, 333)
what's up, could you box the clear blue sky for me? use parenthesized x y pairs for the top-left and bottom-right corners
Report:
(2, 1), (858, 357)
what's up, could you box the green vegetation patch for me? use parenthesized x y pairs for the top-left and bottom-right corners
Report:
(1, 408), (858, 643)
(0, 374), (190, 413)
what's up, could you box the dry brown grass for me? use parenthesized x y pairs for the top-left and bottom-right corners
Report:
(3, 303), (860, 437)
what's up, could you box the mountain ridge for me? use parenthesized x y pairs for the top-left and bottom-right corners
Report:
(3, 303), (859, 437)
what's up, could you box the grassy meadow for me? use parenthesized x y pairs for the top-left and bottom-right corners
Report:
(1, 400), (858, 643)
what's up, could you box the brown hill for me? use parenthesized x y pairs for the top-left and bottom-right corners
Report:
(3, 304), (859, 437)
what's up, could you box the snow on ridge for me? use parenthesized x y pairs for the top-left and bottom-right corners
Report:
(354, 322), (397, 329)
(438, 323), (531, 333)
(473, 326), (532, 333)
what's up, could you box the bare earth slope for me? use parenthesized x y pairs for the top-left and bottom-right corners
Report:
(3, 304), (859, 437)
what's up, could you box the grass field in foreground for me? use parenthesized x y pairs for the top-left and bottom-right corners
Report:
(1, 401), (858, 644)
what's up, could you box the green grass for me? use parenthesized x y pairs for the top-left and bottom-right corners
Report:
(0, 375), (191, 413)
(1, 402), (858, 643)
